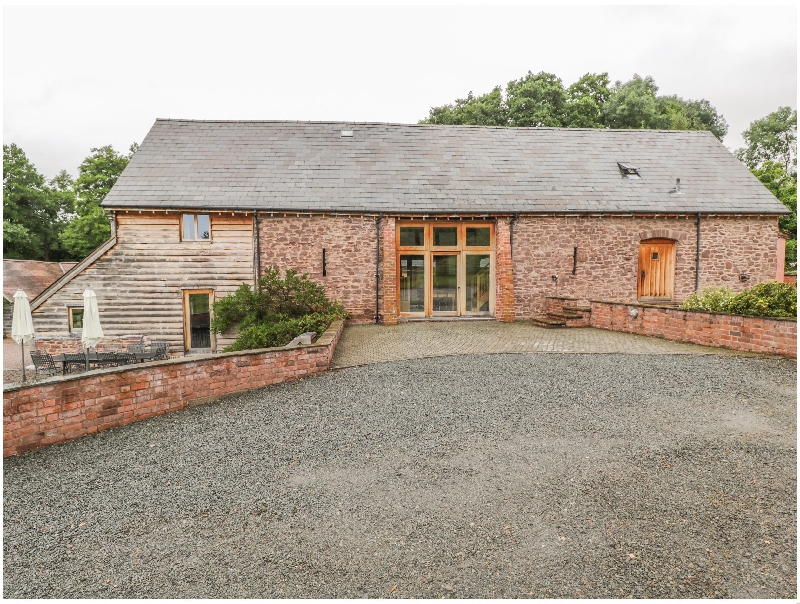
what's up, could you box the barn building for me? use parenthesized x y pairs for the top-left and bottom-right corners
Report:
(29, 119), (788, 354)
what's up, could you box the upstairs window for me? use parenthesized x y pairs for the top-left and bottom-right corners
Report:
(182, 214), (211, 241)
(618, 163), (641, 179)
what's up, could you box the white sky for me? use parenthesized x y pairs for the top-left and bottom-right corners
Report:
(4, 4), (797, 179)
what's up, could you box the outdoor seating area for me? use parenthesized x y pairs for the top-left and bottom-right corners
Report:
(29, 340), (171, 379)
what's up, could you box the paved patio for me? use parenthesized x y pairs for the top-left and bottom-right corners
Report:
(331, 320), (745, 368)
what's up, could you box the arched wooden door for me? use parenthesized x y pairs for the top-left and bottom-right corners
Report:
(638, 239), (676, 300)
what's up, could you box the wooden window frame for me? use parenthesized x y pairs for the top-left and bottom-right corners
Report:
(67, 306), (84, 332)
(181, 213), (212, 242)
(396, 221), (495, 318)
(182, 289), (215, 352)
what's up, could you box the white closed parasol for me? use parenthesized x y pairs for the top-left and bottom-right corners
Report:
(11, 290), (35, 382)
(82, 288), (104, 371)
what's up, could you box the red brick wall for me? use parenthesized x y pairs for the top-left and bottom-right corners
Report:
(34, 336), (146, 356)
(589, 301), (796, 357)
(259, 215), (378, 323)
(380, 216), (398, 325)
(4, 321), (344, 457)
(512, 215), (780, 317)
(495, 218), (514, 322)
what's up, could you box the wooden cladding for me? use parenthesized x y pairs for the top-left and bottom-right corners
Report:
(638, 239), (676, 300)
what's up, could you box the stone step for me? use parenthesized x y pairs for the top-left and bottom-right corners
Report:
(531, 315), (566, 328)
(547, 311), (583, 320)
(564, 305), (591, 313)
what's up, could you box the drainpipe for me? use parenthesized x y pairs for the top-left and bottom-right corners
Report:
(695, 212), (701, 291)
(509, 213), (519, 258)
(253, 211), (261, 288)
(375, 214), (382, 324)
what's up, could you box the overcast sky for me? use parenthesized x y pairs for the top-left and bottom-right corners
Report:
(4, 4), (797, 179)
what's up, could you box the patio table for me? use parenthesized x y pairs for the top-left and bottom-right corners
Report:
(51, 351), (160, 374)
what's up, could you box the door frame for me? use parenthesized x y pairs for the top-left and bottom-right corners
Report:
(396, 221), (495, 318)
(637, 239), (677, 301)
(182, 289), (215, 352)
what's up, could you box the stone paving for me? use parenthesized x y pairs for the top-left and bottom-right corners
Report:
(331, 320), (746, 368)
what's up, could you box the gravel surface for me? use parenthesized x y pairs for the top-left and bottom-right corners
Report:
(3, 354), (796, 598)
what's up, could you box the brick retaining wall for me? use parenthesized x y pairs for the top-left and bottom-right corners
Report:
(3, 321), (344, 457)
(589, 301), (796, 357)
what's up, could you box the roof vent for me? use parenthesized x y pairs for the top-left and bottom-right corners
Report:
(340, 130), (353, 138)
(669, 178), (681, 194)
(618, 162), (641, 179)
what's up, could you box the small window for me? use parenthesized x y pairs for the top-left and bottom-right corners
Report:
(433, 227), (457, 247)
(68, 307), (84, 332)
(618, 162), (641, 179)
(182, 214), (211, 241)
(399, 227), (425, 247)
(652, 252), (659, 260)
(466, 227), (491, 247)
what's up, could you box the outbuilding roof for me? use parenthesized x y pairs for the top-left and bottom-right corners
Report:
(3, 260), (76, 302)
(102, 119), (789, 215)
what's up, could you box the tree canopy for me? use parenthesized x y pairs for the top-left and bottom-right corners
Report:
(3, 142), (138, 262)
(420, 71), (728, 140)
(3, 144), (73, 261)
(736, 107), (798, 270)
(60, 143), (138, 258)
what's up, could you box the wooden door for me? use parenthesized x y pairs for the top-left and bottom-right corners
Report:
(638, 240), (675, 300)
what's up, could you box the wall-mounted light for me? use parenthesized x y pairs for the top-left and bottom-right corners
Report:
(629, 308), (639, 318)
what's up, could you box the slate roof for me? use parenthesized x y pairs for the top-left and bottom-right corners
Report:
(102, 119), (789, 215)
(3, 260), (76, 302)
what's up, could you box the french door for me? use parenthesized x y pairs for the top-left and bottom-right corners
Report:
(397, 222), (495, 318)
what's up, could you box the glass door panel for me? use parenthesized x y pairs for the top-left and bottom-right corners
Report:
(432, 255), (458, 314)
(188, 293), (211, 349)
(465, 255), (491, 314)
(400, 255), (425, 313)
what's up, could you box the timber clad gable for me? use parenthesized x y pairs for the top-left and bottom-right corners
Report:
(32, 213), (253, 353)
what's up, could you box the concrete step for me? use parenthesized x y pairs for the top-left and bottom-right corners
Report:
(531, 315), (567, 328)
(564, 305), (591, 313)
(547, 311), (583, 320)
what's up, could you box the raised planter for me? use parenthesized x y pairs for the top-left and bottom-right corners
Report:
(589, 300), (796, 357)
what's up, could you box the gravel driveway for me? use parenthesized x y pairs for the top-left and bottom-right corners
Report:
(4, 354), (796, 598)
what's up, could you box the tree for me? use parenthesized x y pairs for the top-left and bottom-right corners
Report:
(505, 71), (569, 127)
(3, 144), (72, 261)
(565, 72), (611, 128)
(736, 107), (798, 270)
(60, 143), (138, 258)
(421, 87), (507, 126)
(421, 71), (726, 140)
(602, 74), (664, 130)
(735, 106), (797, 173)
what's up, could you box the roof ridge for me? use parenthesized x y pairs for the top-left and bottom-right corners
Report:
(153, 118), (713, 135)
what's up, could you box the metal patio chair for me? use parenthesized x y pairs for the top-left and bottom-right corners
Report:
(30, 350), (60, 379)
(149, 341), (170, 360)
(62, 352), (87, 374)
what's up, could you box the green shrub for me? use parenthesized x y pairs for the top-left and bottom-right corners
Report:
(785, 238), (797, 274)
(211, 267), (350, 351)
(726, 281), (797, 318)
(680, 286), (736, 313)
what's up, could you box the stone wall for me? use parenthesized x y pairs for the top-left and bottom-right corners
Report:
(4, 321), (344, 457)
(259, 214), (378, 324)
(512, 215), (780, 318)
(589, 301), (796, 357)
